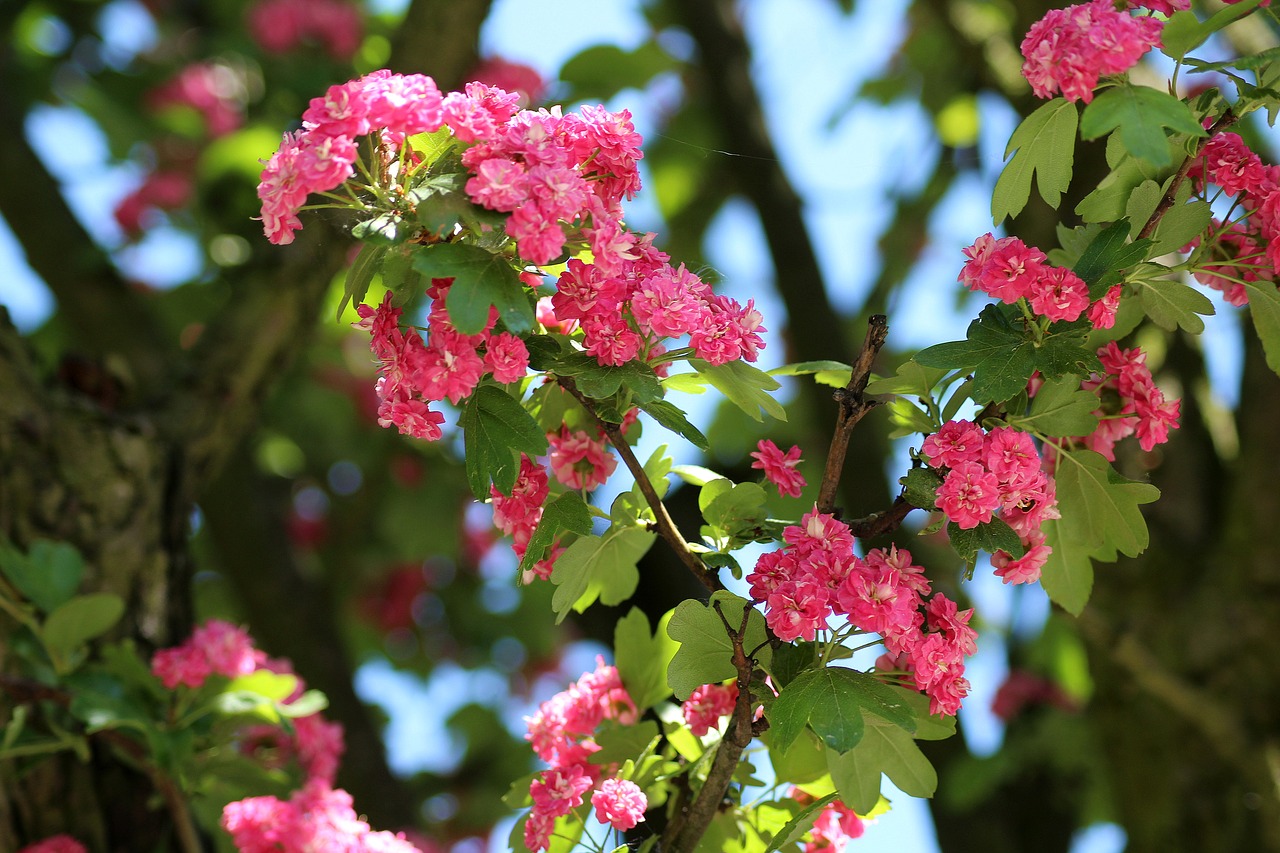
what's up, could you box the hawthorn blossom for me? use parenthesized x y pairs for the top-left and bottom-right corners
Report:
(548, 428), (617, 491)
(222, 781), (421, 853)
(682, 682), (739, 737)
(591, 778), (647, 831)
(750, 439), (807, 497)
(1021, 0), (1164, 104)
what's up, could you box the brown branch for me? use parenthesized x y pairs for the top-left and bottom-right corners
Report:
(558, 378), (722, 593)
(817, 315), (890, 514)
(663, 601), (757, 853)
(0, 49), (161, 383)
(846, 497), (914, 540)
(1136, 110), (1241, 242)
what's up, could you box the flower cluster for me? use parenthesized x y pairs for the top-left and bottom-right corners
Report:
(1183, 132), (1280, 304)
(922, 420), (1060, 585)
(222, 780), (420, 853)
(355, 287), (531, 441)
(1075, 341), (1181, 458)
(150, 619), (264, 689)
(521, 658), (644, 851)
(751, 439), (807, 498)
(681, 681), (739, 737)
(958, 234), (1096, 324)
(148, 62), (246, 137)
(548, 252), (767, 368)
(1020, 0), (1164, 104)
(747, 509), (976, 714)
(548, 426), (618, 491)
(151, 620), (346, 785)
(246, 0), (363, 60)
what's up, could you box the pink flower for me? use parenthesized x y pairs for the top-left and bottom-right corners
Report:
(548, 428), (617, 491)
(992, 543), (1052, 585)
(1088, 285), (1123, 329)
(921, 420), (986, 469)
(591, 778), (648, 831)
(484, 332), (530, 384)
(936, 462), (1002, 529)
(530, 765), (594, 819)
(765, 579), (830, 642)
(682, 682), (738, 736)
(750, 439), (807, 498)
(806, 800), (865, 852)
(1027, 266), (1090, 322)
(1021, 1), (1164, 104)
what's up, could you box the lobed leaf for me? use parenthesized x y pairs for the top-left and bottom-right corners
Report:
(992, 98), (1078, 223)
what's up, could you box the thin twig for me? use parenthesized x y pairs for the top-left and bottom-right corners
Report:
(817, 315), (890, 514)
(663, 601), (757, 853)
(557, 378), (722, 592)
(1136, 110), (1240, 242)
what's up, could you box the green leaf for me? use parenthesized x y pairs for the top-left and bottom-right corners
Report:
(1160, 1), (1265, 60)
(670, 464), (725, 487)
(614, 608), (680, 711)
(278, 690), (328, 718)
(549, 527), (655, 623)
(1242, 280), (1280, 375)
(769, 360), (854, 388)
(225, 670), (300, 703)
(459, 385), (548, 499)
(41, 593), (125, 661)
(560, 41), (677, 102)
(771, 667), (866, 754)
(948, 518), (1025, 570)
(351, 212), (405, 244)
(589, 718), (662, 767)
(916, 305), (1036, 404)
(1039, 517), (1095, 616)
(1011, 375), (1100, 437)
(1035, 333), (1102, 381)
(863, 360), (947, 398)
(553, 352), (662, 403)
(1072, 219), (1152, 294)
(770, 667), (915, 755)
(900, 467), (943, 511)
(666, 590), (770, 700)
(1080, 85), (1206, 168)
(412, 243), (534, 335)
(702, 482), (769, 544)
(690, 359), (787, 422)
(768, 642), (818, 689)
(0, 539), (85, 614)
(636, 399), (709, 450)
(518, 492), (592, 575)
(1124, 179), (1165, 240)
(1054, 449), (1160, 560)
(1135, 278), (1215, 334)
(992, 98), (1078, 223)
(338, 243), (385, 320)
(1076, 135), (1166, 223)
(827, 714), (937, 813)
(1151, 196), (1212, 257)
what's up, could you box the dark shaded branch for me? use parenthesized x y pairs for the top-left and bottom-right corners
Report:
(559, 378), (722, 593)
(1136, 110), (1240, 242)
(663, 601), (756, 853)
(0, 50), (160, 382)
(817, 315), (889, 514)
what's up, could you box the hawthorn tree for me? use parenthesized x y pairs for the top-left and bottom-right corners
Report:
(2, 1), (1280, 853)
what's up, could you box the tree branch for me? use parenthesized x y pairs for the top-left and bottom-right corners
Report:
(559, 378), (722, 593)
(0, 46), (160, 382)
(663, 601), (757, 852)
(817, 315), (889, 514)
(1136, 110), (1240, 242)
